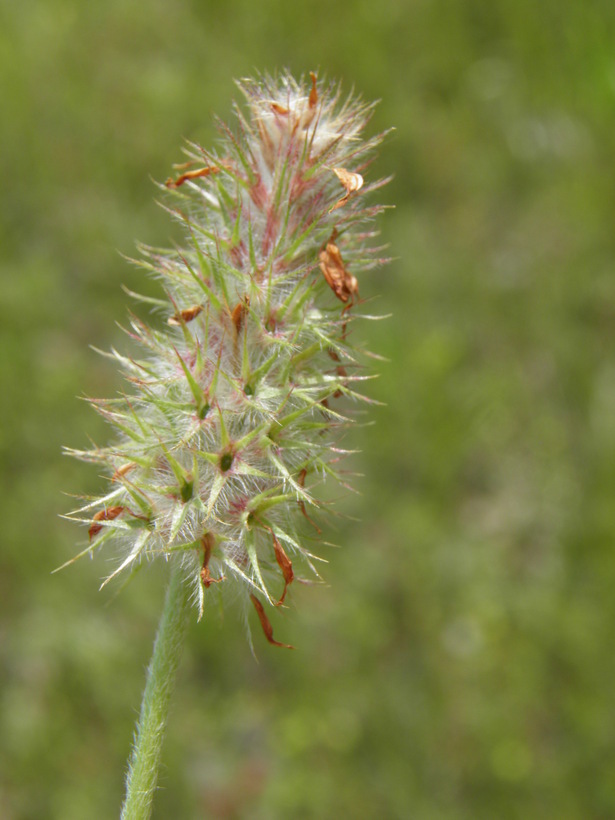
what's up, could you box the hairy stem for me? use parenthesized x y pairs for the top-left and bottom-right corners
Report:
(121, 561), (191, 819)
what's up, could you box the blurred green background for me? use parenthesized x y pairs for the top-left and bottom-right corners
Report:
(2, 1), (615, 817)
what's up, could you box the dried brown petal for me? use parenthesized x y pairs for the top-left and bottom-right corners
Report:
(231, 297), (250, 335)
(319, 240), (359, 304)
(250, 594), (294, 649)
(165, 165), (221, 188)
(168, 304), (204, 326)
(330, 167), (364, 211)
(111, 463), (135, 481)
(271, 532), (294, 606)
(270, 102), (289, 116)
(308, 71), (318, 109)
(200, 532), (225, 588)
(89, 506), (125, 540)
(298, 72), (319, 130)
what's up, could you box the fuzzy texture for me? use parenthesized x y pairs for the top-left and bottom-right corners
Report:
(65, 71), (389, 640)
(121, 559), (190, 818)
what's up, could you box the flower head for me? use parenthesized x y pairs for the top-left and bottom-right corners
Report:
(64, 71), (389, 646)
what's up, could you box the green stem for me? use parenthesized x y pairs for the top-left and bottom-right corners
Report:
(121, 560), (191, 820)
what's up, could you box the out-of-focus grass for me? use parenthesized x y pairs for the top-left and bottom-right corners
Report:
(2, 1), (615, 817)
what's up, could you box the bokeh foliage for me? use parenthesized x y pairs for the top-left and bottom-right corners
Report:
(2, 1), (615, 817)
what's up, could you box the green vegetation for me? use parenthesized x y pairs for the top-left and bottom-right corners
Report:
(2, 1), (615, 817)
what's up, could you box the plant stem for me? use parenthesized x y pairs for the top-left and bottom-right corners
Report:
(121, 560), (191, 820)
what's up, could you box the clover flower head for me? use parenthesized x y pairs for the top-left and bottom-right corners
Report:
(64, 70), (390, 647)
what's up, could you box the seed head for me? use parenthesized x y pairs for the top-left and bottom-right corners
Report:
(64, 71), (390, 646)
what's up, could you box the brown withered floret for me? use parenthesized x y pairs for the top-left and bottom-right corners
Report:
(270, 531), (294, 606)
(165, 164), (222, 188)
(300, 71), (318, 130)
(230, 297), (250, 336)
(270, 71), (318, 132)
(168, 304), (204, 326)
(330, 167), (364, 211)
(319, 234), (359, 305)
(111, 462), (135, 481)
(89, 506), (125, 540)
(200, 533), (225, 589)
(308, 71), (318, 109)
(250, 594), (294, 649)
